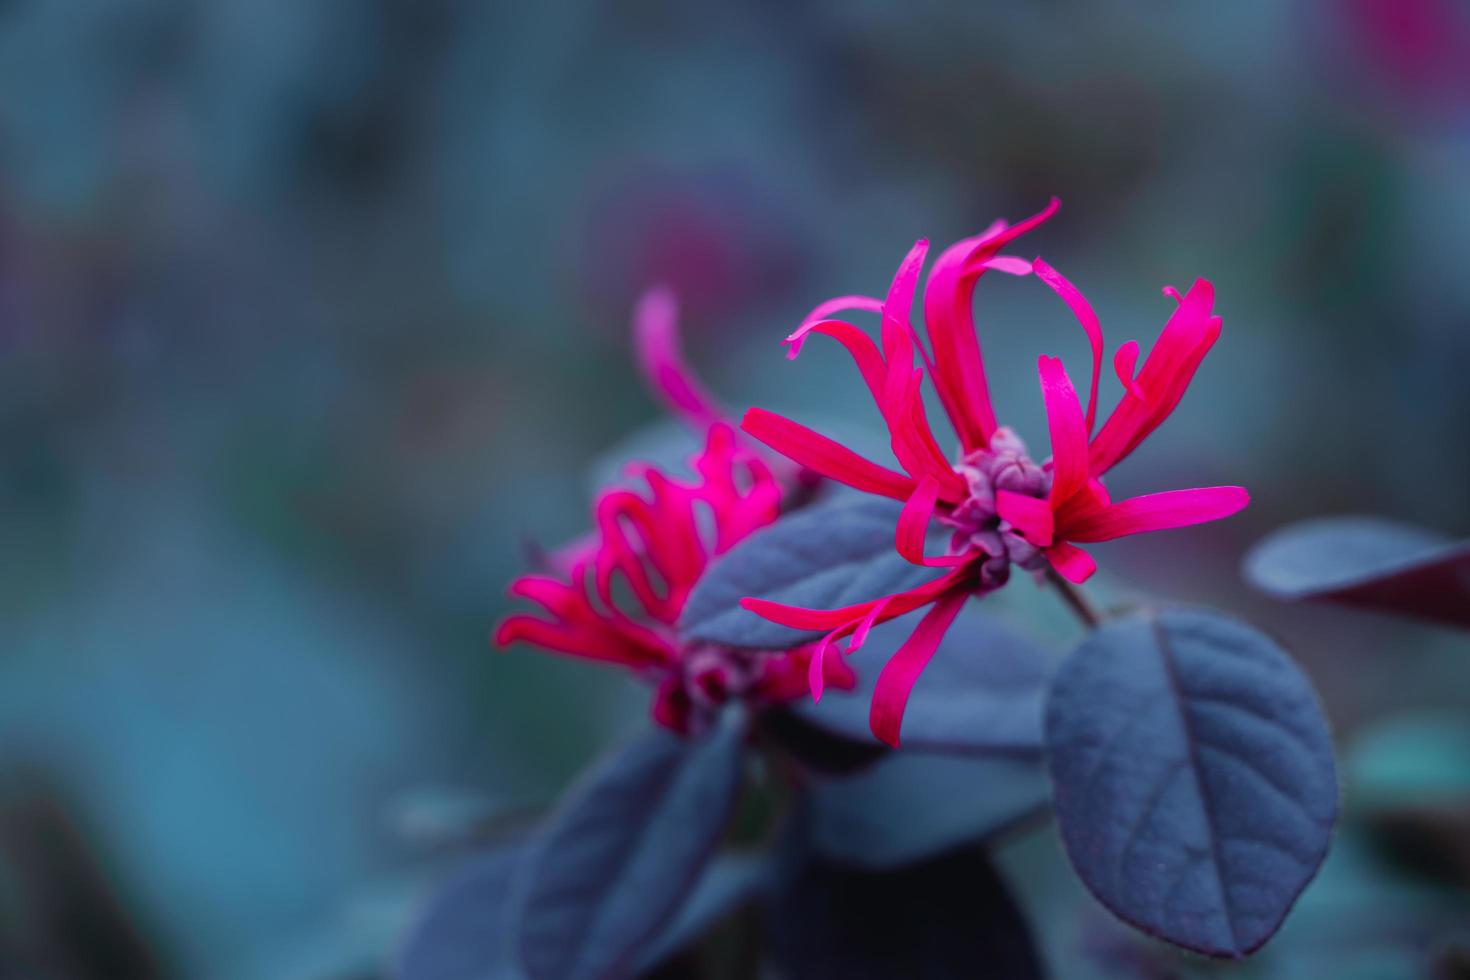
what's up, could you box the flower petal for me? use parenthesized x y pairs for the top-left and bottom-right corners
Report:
(793, 295), (885, 343)
(921, 199), (1060, 452)
(897, 476), (942, 564)
(1059, 486), (1250, 543)
(868, 590), (968, 747)
(882, 239), (931, 363)
(808, 629), (841, 703)
(741, 408), (916, 501)
(974, 255), (1034, 276)
(996, 489), (1055, 547)
(1113, 340), (1144, 399)
(633, 287), (726, 430)
(895, 477), (969, 566)
(1045, 541), (1098, 583)
(1089, 279), (1221, 475)
(783, 319), (887, 401)
(1038, 355), (1090, 505)
(1032, 258), (1104, 434)
(880, 363), (971, 500)
(739, 564), (969, 634)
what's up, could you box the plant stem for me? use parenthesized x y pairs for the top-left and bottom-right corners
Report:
(1045, 566), (1102, 629)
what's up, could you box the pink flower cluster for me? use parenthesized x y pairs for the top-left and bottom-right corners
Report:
(494, 293), (852, 734)
(738, 199), (1247, 744)
(497, 200), (1247, 744)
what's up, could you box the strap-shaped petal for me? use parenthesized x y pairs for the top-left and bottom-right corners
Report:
(633, 287), (726, 430)
(1045, 541), (1097, 583)
(1038, 355), (1090, 506)
(741, 408), (916, 501)
(996, 490), (1055, 547)
(1032, 258), (1104, 433)
(868, 590), (968, 747)
(1112, 340), (1144, 399)
(1059, 486), (1250, 543)
(1089, 279), (1221, 475)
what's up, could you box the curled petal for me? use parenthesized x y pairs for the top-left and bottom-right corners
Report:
(896, 477), (969, 566)
(741, 408), (916, 501)
(1059, 486), (1250, 543)
(921, 198), (1061, 452)
(808, 629), (841, 703)
(792, 295), (885, 347)
(807, 592), (893, 704)
(974, 255), (1034, 276)
(1113, 340), (1144, 399)
(494, 612), (669, 669)
(996, 490), (1055, 547)
(1038, 356), (1090, 505)
(880, 363), (971, 500)
(882, 239), (932, 364)
(783, 319), (887, 403)
(1089, 279), (1221, 475)
(1032, 258), (1104, 434)
(868, 590), (969, 747)
(633, 287), (726, 430)
(1045, 541), (1098, 583)
(847, 595), (893, 655)
(897, 476), (942, 564)
(739, 564), (970, 634)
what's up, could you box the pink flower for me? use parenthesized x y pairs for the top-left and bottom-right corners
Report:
(738, 200), (1249, 746)
(495, 295), (853, 734)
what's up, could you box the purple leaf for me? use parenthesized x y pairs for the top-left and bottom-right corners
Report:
(681, 496), (942, 649)
(1245, 516), (1470, 628)
(397, 849), (523, 980)
(398, 848), (765, 980)
(515, 719), (745, 980)
(1045, 608), (1337, 958)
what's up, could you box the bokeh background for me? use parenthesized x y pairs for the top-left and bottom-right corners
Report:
(1, 2), (1468, 977)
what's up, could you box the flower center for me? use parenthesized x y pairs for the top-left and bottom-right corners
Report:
(943, 426), (1051, 588)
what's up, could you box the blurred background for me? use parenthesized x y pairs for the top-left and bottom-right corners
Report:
(1, 1), (1468, 977)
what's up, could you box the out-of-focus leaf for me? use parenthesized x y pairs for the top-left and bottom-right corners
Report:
(399, 850), (767, 980)
(1045, 607), (1337, 958)
(1244, 516), (1470, 628)
(681, 496), (943, 649)
(630, 854), (769, 974)
(397, 850), (523, 980)
(767, 847), (1044, 980)
(798, 609), (1051, 757)
(805, 753), (1048, 871)
(516, 718), (746, 980)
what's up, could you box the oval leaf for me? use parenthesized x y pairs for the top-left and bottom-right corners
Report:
(398, 849), (524, 980)
(1244, 516), (1470, 628)
(630, 855), (769, 974)
(767, 848), (1044, 980)
(681, 495), (945, 649)
(1045, 607), (1337, 958)
(800, 609), (1051, 757)
(516, 719), (745, 980)
(805, 753), (1049, 870)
